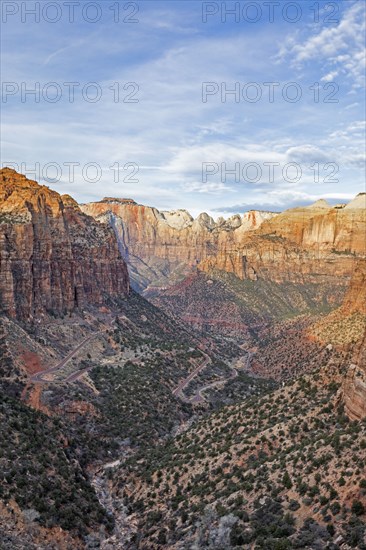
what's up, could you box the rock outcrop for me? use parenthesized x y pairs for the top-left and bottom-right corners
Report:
(81, 199), (278, 291)
(342, 361), (366, 421)
(0, 168), (129, 321)
(82, 195), (365, 293)
(331, 260), (366, 420)
(200, 196), (366, 284)
(340, 259), (366, 316)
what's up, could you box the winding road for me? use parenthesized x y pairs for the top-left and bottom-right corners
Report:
(172, 353), (211, 398)
(172, 351), (242, 404)
(188, 366), (238, 403)
(29, 320), (252, 406)
(172, 348), (254, 404)
(30, 331), (102, 383)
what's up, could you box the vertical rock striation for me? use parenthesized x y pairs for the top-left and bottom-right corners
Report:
(82, 195), (365, 292)
(0, 169), (129, 321)
(335, 260), (366, 420)
(81, 199), (277, 291)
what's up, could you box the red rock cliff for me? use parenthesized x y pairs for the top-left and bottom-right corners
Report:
(334, 260), (366, 420)
(200, 197), (366, 284)
(0, 169), (129, 321)
(81, 199), (277, 291)
(82, 196), (365, 293)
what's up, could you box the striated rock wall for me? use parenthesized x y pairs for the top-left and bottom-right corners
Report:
(200, 198), (366, 285)
(0, 169), (129, 321)
(342, 360), (366, 421)
(81, 199), (278, 291)
(82, 196), (365, 293)
(340, 259), (366, 315)
(335, 260), (366, 420)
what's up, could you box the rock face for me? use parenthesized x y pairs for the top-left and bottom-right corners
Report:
(342, 362), (366, 421)
(0, 169), (129, 321)
(81, 199), (277, 291)
(341, 323), (366, 421)
(335, 260), (366, 420)
(82, 195), (365, 292)
(344, 270), (366, 421)
(200, 196), (366, 285)
(340, 260), (366, 316)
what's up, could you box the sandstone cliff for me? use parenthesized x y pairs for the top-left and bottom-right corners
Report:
(337, 260), (366, 420)
(81, 199), (277, 291)
(0, 169), (129, 321)
(200, 196), (366, 285)
(82, 195), (365, 293)
(340, 259), (366, 316)
(310, 259), (366, 420)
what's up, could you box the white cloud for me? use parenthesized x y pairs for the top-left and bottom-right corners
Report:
(1, 2), (365, 213)
(286, 145), (335, 164)
(278, 2), (366, 88)
(183, 181), (233, 194)
(321, 71), (339, 82)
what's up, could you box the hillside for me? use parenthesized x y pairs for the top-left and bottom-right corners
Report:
(114, 362), (366, 549)
(110, 262), (366, 548)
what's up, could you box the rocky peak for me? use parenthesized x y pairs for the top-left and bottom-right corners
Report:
(226, 214), (242, 229)
(101, 197), (137, 205)
(193, 212), (216, 231)
(161, 209), (193, 230)
(344, 193), (366, 210)
(307, 199), (331, 210)
(61, 194), (79, 209)
(241, 210), (278, 231)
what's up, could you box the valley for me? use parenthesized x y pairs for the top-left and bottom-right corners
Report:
(0, 168), (365, 549)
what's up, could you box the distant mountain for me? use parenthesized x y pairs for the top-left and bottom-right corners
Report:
(82, 194), (365, 306)
(81, 198), (277, 292)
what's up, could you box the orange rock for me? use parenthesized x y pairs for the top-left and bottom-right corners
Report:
(82, 195), (365, 291)
(0, 168), (129, 321)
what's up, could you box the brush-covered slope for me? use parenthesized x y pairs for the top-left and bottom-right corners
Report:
(115, 364), (366, 549)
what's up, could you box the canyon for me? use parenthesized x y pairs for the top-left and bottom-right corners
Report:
(81, 198), (278, 292)
(0, 168), (366, 549)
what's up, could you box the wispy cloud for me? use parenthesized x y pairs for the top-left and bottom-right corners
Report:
(277, 2), (366, 89)
(1, 1), (365, 214)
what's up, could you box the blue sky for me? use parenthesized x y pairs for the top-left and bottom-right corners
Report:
(1, 0), (365, 217)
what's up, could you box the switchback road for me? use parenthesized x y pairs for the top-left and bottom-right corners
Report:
(30, 331), (102, 383)
(172, 353), (211, 398)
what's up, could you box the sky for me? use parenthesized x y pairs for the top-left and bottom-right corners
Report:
(1, 0), (365, 218)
